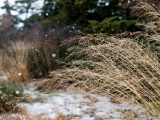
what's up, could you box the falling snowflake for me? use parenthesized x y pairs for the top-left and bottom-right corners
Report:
(51, 53), (56, 58)
(16, 91), (20, 94)
(18, 73), (22, 76)
(105, 2), (109, 6)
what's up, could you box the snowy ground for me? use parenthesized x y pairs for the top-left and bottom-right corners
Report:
(0, 86), (157, 120)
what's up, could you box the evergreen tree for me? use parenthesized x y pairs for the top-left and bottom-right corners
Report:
(15, 0), (37, 19)
(1, 0), (37, 28)
(40, 0), (139, 33)
(1, 0), (13, 15)
(42, 0), (56, 17)
(42, 0), (135, 23)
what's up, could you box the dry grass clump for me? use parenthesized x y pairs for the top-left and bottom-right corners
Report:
(56, 114), (71, 120)
(0, 40), (58, 82)
(122, 0), (160, 22)
(118, 30), (160, 63)
(37, 34), (160, 116)
(0, 41), (31, 82)
(0, 97), (12, 114)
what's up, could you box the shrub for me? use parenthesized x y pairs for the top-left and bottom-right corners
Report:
(87, 16), (140, 34)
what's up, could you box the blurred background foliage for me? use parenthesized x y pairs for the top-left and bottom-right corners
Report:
(1, 0), (138, 33)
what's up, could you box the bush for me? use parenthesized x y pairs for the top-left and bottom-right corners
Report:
(87, 16), (140, 34)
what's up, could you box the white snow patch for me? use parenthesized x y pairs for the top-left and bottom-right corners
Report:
(16, 90), (152, 119)
(0, 75), (8, 81)
(0, 86), (156, 120)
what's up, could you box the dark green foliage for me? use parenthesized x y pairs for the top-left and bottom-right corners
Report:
(1, 0), (140, 33)
(42, 0), (98, 26)
(0, 81), (23, 98)
(44, 0), (133, 23)
(42, 0), (56, 17)
(27, 48), (50, 78)
(0, 81), (23, 114)
(1, 0), (13, 15)
(1, 0), (39, 28)
(87, 16), (140, 34)
(41, 0), (139, 34)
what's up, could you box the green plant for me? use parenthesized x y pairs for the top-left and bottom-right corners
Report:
(0, 81), (23, 98)
(87, 16), (140, 34)
(0, 81), (24, 114)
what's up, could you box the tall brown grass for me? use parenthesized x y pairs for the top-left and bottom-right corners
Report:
(0, 40), (58, 82)
(0, 41), (31, 82)
(37, 34), (160, 116)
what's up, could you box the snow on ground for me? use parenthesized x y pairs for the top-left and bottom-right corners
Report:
(0, 86), (157, 120)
